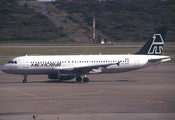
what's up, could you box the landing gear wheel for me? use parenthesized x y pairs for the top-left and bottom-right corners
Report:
(23, 79), (27, 83)
(76, 76), (82, 82)
(23, 75), (27, 83)
(58, 80), (63, 83)
(83, 77), (89, 82)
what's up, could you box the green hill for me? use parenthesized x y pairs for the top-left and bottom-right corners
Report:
(0, 0), (69, 43)
(48, 0), (175, 42)
(0, 0), (175, 43)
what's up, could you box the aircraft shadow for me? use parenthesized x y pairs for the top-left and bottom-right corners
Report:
(89, 80), (138, 83)
(0, 112), (31, 116)
(31, 80), (77, 84)
(0, 79), (138, 84)
(30, 79), (138, 83)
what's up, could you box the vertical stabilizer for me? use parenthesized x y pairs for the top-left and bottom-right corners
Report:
(136, 27), (167, 55)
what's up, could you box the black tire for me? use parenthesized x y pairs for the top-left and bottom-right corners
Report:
(76, 76), (82, 82)
(23, 80), (27, 83)
(83, 77), (89, 82)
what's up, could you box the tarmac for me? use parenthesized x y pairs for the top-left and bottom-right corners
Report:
(0, 63), (175, 120)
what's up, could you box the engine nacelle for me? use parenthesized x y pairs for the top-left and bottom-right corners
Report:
(48, 70), (75, 80)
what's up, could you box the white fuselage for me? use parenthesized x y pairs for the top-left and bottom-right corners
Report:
(1, 54), (170, 75)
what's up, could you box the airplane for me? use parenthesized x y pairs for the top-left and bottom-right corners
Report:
(1, 27), (171, 83)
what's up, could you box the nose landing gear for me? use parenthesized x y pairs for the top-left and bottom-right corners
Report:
(23, 75), (27, 83)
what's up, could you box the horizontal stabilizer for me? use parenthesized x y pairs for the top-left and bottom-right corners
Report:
(148, 57), (171, 63)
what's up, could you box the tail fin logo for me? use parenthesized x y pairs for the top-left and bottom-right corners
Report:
(148, 34), (164, 55)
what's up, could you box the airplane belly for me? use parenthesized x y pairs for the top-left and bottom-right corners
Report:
(7, 68), (55, 75)
(101, 68), (138, 73)
(28, 68), (56, 75)
(101, 64), (140, 73)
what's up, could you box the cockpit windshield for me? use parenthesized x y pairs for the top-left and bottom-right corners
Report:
(8, 61), (17, 64)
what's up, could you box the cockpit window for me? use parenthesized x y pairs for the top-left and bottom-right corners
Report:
(8, 61), (17, 64)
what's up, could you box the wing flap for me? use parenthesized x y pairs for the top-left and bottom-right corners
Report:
(55, 62), (121, 75)
(74, 64), (111, 75)
(74, 61), (122, 74)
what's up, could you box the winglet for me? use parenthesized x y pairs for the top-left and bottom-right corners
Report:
(136, 27), (167, 55)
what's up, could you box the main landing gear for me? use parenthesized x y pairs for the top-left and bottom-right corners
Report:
(76, 76), (82, 82)
(23, 75), (27, 83)
(76, 75), (89, 83)
(83, 77), (89, 82)
(22, 75), (89, 83)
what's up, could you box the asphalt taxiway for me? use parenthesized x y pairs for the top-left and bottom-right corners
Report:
(0, 63), (175, 120)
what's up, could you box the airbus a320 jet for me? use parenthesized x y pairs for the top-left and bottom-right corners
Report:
(1, 27), (171, 83)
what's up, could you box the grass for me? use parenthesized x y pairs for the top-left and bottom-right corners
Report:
(0, 42), (174, 46)
(0, 47), (140, 56)
(0, 46), (174, 56)
(168, 58), (175, 63)
(162, 47), (175, 56)
(0, 60), (9, 66)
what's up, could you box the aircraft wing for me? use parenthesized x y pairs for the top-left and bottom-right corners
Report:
(58, 62), (121, 75)
(72, 61), (121, 75)
(74, 63), (114, 75)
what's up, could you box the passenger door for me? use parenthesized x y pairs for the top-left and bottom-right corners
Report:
(23, 58), (29, 68)
(134, 56), (139, 67)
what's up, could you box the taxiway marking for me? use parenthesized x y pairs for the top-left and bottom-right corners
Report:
(74, 84), (175, 108)
(0, 88), (39, 98)
(0, 86), (103, 102)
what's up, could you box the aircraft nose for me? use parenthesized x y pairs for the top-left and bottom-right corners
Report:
(1, 64), (8, 73)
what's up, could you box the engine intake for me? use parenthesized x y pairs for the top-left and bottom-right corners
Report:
(48, 70), (75, 80)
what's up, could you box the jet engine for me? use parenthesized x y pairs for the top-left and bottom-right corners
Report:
(48, 70), (75, 80)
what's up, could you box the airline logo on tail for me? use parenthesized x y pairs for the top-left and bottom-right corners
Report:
(148, 34), (164, 55)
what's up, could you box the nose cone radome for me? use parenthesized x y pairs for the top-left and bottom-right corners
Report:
(1, 64), (8, 73)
